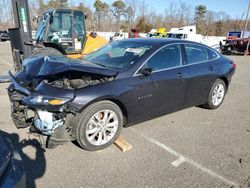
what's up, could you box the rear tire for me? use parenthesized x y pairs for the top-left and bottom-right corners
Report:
(203, 79), (226, 109)
(75, 100), (123, 151)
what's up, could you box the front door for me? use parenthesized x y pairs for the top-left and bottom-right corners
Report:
(132, 44), (186, 119)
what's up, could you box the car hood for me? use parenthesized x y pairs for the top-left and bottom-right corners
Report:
(22, 56), (118, 78)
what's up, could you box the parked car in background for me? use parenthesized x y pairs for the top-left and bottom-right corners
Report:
(151, 28), (167, 38)
(147, 29), (157, 37)
(128, 29), (141, 38)
(0, 31), (7, 35)
(0, 31), (7, 41)
(0, 32), (10, 41)
(109, 30), (125, 42)
(0, 132), (26, 187)
(220, 30), (250, 55)
(8, 38), (236, 151)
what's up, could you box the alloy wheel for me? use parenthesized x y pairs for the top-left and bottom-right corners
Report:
(212, 83), (225, 106)
(85, 110), (119, 146)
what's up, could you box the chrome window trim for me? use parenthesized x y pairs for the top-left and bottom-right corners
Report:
(133, 42), (220, 77)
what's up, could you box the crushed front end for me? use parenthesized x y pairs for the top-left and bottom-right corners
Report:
(7, 56), (117, 148)
(8, 71), (76, 148)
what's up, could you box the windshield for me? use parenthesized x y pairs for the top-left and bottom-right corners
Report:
(172, 34), (184, 39)
(83, 41), (152, 71)
(147, 33), (154, 37)
(47, 10), (86, 54)
(35, 13), (49, 41)
(166, 33), (173, 38)
(228, 32), (241, 38)
(36, 10), (86, 54)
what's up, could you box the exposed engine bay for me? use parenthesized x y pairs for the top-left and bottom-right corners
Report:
(8, 56), (117, 148)
(44, 71), (114, 89)
(34, 110), (64, 135)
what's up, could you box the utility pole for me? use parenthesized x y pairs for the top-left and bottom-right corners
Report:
(244, 0), (250, 30)
(239, 12), (245, 29)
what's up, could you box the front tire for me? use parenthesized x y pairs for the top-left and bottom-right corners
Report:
(204, 79), (226, 109)
(76, 100), (123, 151)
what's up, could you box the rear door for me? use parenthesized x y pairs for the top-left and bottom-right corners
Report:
(183, 44), (219, 106)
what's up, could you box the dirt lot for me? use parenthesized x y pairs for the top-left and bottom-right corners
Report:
(0, 41), (250, 188)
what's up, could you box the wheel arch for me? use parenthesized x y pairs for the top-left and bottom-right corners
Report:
(218, 76), (229, 90)
(108, 98), (128, 125)
(78, 97), (128, 126)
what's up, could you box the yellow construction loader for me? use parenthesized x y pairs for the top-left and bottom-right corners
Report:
(9, 0), (108, 71)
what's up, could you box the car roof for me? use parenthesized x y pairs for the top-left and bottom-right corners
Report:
(121, 38), (197, 47)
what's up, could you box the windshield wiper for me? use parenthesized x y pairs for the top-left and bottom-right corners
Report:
(92, 62), (108, 68)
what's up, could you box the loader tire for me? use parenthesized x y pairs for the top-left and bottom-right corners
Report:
(32, 47), (63, 57)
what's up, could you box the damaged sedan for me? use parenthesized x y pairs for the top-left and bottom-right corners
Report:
(8, 39), (236, 151)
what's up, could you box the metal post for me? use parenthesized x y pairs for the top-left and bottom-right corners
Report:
(244, 0), (250, 30)
(8, 0), (33, 72)
(244, 38), (250, 56)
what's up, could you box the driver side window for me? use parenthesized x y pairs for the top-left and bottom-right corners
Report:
(147, 44), (181, 72)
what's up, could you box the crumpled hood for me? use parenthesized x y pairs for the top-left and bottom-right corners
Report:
(22, 56), (118, 78)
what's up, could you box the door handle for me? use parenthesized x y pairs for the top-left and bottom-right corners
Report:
(208, 66), (214, 71)
(177, 72), (183, 78)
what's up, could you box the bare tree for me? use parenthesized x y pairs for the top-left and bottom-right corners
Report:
(167, 1), (179, 27)
(0, 0), (244, 35)
(0, 0), (14, 29)
(205, 11), (216, 35)
(137, 0), (149, 18)
(94, 0), (109, 31)
(177, 1), (192, 26)
(112, 0), (126, 30)
(125, 0), (136, 22)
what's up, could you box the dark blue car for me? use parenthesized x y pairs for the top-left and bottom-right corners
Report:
(0, 132), (26, 187)
(8, 38), (236, 151)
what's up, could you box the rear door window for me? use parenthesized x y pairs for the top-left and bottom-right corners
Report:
(184, 44), (208, 64)
(207, 48), (219, 60)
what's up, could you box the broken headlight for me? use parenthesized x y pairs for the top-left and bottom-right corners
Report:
(23, 95), (71, 106)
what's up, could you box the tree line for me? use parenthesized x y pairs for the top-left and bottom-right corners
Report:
(0, 0), (249, 36)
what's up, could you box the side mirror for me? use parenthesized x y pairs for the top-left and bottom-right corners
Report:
(49, 15), (54, 24)
(140, 67), (152, 76)
(90, 32), (97, 38)
(32, 16), (39, 23)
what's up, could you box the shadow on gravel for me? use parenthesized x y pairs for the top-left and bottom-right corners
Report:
(1, 131), (46, 188)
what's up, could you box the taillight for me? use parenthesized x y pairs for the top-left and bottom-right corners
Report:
(232, 63), (236, 69)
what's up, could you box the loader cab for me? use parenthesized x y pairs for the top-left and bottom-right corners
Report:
(35, 9), (86, 55)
